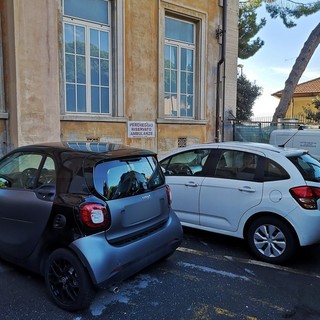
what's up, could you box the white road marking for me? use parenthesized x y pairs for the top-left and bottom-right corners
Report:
(177, 246), (320, 279)
(178, 261), (250, 281)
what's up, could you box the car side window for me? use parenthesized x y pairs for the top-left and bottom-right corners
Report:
(0, 153), (43, 189)
(263, 158), (290, 181)
(38, 157), (56, 187)
(161, 149), (211, 176)
(214, 150), (258, 181)
(0, 153), (56, 189)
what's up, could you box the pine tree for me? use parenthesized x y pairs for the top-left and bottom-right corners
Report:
(237, 74), (262, 120)
(239, 1), (266, 59)
(239, 1), (320, 122)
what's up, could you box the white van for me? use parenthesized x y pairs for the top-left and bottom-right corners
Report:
(269, 129), (320, 159)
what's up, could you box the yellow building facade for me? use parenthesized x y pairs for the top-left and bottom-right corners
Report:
(272, 77), (320, 121)
(0, 0), (238, 157)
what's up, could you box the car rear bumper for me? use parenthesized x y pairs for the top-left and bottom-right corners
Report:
(69, 211), (183, 286)
(287, 207), (320, 246)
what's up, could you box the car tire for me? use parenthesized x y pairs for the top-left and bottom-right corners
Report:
(247, 216), (298, 264)
(44, 248), (95, 311)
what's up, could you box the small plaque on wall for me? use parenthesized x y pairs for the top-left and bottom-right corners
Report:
(128, 121), (155, 138)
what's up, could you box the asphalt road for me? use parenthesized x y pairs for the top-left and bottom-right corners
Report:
(1, 228), (320, 320)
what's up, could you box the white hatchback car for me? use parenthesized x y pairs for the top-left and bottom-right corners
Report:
(160, 141), (320, 263)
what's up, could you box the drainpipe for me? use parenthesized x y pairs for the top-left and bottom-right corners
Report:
(215, 0), (227, 142)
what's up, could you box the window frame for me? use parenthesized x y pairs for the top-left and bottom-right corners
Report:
(61, 0), (125, 120)
(164, 16), (195, 118)
(63, 18), (112, 114)
(63, 1), (111, 115)
(158, 4), (207, 124)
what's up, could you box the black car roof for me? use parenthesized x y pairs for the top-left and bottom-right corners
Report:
(8, 141), (156, 159)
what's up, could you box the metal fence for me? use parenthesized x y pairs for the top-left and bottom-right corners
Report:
(233, 117), (320, 143)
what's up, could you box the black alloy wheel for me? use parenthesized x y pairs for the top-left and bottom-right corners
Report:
(44, 248), (95, 311)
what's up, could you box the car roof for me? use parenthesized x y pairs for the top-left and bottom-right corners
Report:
(7, 141), (156, 159)
(160, 141), (307, 159)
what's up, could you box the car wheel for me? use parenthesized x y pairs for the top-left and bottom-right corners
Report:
(247, 217), (298, 264)
(44, 248), (95, 311)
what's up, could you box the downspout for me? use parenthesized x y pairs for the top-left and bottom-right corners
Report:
(215, 0), (227, 142)
(0, 14), (8, 156)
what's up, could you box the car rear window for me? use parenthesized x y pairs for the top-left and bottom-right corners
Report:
(288, 154), (320, 182)
(93, 156), (165, 199)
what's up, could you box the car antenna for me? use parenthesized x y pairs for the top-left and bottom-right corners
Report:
(278, 125), (304, 148)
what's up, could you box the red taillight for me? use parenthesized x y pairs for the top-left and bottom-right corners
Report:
(79, 203), (110, 229)
(166, 184), (172, 206)
(289, 186), (320, 209)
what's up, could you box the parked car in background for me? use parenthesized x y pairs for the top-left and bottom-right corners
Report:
(0, 142), (182, 311)
(270, 128), (320, 160)
(160, 141), (320, 264)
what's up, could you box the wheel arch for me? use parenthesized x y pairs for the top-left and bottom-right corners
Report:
(243, 212), (300, 246)
(43, 246), (96, 311)
(39, 244), (92, 280)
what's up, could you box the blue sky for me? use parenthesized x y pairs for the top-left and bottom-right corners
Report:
(238, 5), (320, 118)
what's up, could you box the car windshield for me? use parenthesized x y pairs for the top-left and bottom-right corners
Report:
(93, 156), (165, 199)
(288, 154), (320, 182)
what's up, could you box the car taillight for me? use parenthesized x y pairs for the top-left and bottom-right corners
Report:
(289, 186), (320, 210)
(79, 203), (110, 229)
(166, 184), (172, 206)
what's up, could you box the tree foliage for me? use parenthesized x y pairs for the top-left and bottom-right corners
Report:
(239, 1), (320, 59)
(302, 95), (320, 121)
(239, 1), (266, 59)
(266, 1), (320, 27)
(239, 0), (320, 121)
(237, 74), (262, 120)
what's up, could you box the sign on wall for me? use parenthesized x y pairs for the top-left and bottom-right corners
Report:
(128, 121), (155, 138)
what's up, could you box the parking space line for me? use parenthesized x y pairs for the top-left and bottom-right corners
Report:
(177, 246), (320, 279)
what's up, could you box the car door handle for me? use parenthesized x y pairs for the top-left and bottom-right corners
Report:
(239, 186), (255, 192)
(185, 181), (199, 187)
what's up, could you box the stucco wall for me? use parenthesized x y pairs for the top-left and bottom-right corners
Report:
(285, 96), (318, 119)
(0, 0), (238, 155)
(224, 0), (239, 141)
(1, 0), (61, 150)
(122, 0), (232, 154)
(61, 121), (126, 144)
(124, 0), (159, 151)
(0, 119), (6, 156)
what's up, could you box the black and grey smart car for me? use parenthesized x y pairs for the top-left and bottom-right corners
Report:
(0, 142), (182, 311)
